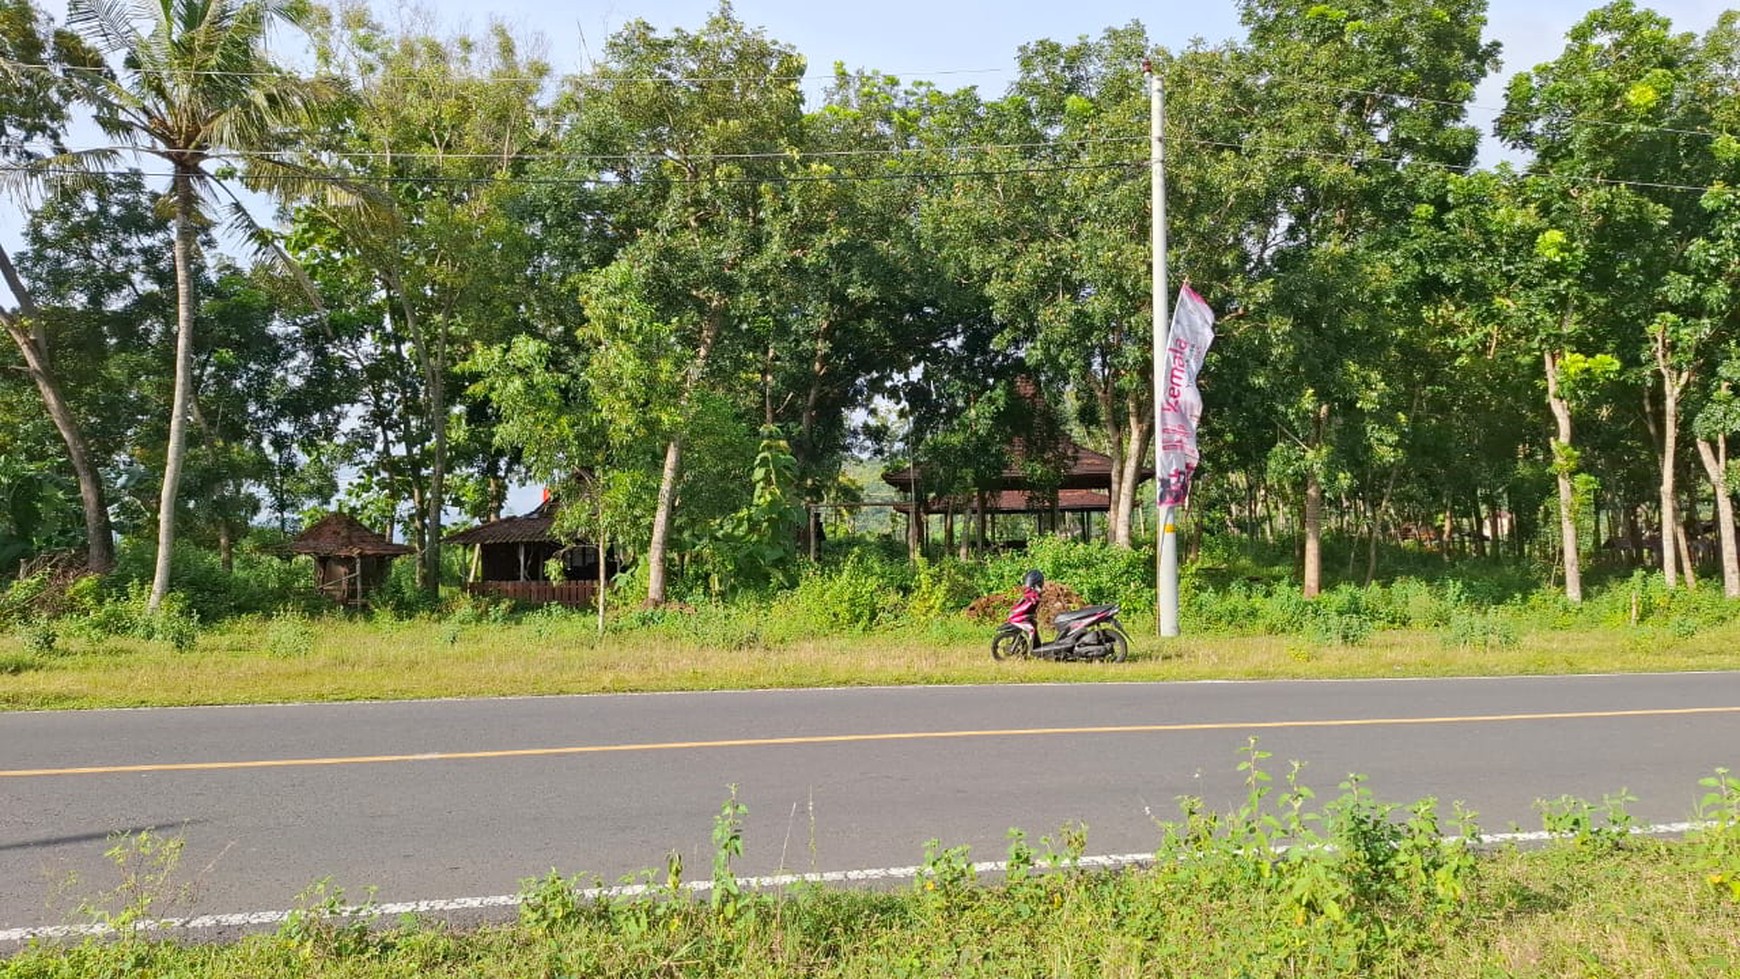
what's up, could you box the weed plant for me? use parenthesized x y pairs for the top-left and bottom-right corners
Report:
(9, 761), (1740, 977)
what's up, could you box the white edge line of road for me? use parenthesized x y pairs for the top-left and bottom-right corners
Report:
(10, 670), (1739, 716)
(0, 821), (1710, 944)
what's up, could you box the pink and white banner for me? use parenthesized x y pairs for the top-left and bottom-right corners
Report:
(1157, 285), (1216, 508)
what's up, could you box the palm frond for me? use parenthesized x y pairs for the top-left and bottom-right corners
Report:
(0, 147), (133, 203)
(65, 0), (148, 62)
(214, 192), (323, 309)
(239, 154), (386, 213)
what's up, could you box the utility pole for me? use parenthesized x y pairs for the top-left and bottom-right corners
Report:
(1147, 59), (1179, 638)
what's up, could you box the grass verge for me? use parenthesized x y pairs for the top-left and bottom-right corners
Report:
(7, 762), (1740, 977)
(3, 612), (1740, 710)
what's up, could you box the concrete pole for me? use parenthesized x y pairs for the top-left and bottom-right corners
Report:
(1148, 61), (1179, 638)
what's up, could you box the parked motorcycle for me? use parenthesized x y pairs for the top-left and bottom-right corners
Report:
(992, 600), (1130, 662)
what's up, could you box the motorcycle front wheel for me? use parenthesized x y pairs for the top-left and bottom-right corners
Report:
(991, 626), (1031, 661)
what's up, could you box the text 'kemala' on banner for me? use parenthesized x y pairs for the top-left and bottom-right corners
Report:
(1157, 285), (1215, 508)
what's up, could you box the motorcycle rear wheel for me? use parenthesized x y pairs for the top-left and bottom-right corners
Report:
(991, 627), (1031, 661)
(1097, 628), (1129, 662)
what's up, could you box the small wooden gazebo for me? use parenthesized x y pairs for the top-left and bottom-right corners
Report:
(883, 442), (1151, 553)
(443, 499), (617, 607)
(289, 513), (413, 606)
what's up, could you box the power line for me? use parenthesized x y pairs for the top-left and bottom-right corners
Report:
(0, 136), (1148, 166)
(5, 61), (1010, 85)
(0, 158), (1147, 188)
(3, 133), (1719, 197)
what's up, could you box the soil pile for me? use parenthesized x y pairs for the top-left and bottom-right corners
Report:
(965, 582), (1085, 626)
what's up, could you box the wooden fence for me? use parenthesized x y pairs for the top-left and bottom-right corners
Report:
(464, 580), (597, 607)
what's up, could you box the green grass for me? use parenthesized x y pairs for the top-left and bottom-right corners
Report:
(7, 766), (1739, 978)
(2, 610), (1740, 711)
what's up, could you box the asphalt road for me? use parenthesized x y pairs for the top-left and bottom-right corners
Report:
(3, 672), (1738, 935)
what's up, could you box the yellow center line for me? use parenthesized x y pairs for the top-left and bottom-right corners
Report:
(4, 705), (1737, 779)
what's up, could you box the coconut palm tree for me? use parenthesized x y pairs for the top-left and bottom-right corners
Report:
(11, 0), (332, 608)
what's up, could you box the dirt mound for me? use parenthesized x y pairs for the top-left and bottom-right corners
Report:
(965, 582), (1085, 626)
(5, 551), (93, 620)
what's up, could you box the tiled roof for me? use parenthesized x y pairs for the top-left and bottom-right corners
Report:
(289, 513), (413, 557)
(444, 501), (561, 546)
(882, 441), (1153, 492)
(893, 488), (1114, 514)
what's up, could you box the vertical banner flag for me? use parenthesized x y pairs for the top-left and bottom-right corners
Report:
(1157, 285), (1216, 507)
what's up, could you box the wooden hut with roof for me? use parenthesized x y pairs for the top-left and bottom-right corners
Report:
(882, 442), (1151, 552)
(443, 499), (618, 607)
(289, 512), (413, 606)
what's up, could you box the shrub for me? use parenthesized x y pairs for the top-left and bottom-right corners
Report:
(0, 572), (50, 626)
(150, 595), (201, 652)
(1441, 609), (1518, 651)
(1307, 611), (1374, 647)
(99, 540), (323, 623)
(0, 651), (41, 674)
(1257, 586), (1315, 635)
(1019, 535), (1153, 612)
(18, 616), (57, 654)
(779, 551), (901, 632)
(908, 557), (981, 620)
(264, 611), (316, 658)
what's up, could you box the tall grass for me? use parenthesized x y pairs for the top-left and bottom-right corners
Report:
(6, 760), (1738, 977)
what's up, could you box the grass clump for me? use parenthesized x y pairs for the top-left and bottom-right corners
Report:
(8, 761), (1740, 977)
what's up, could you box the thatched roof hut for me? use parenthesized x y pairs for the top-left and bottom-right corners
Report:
(289, 513), (412, 605)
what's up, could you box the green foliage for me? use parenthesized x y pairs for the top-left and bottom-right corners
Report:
(17, 615), (56, 653)
(277, 879), (382, 963)
(693, 429), (805, 596)
(710, 786), (748, 921)
(907, 557), (980, 620)
(72, 829), (195, 935)
(0, 571), (50, 626)
(1693, 768), (1740, 903)
(99, 541), (322, 623)
(1536, 789), (1638, 852)
(1441, 609), (1518, 650)
(776, 549), (905, 632)
(988, 535), (1155, 613)
(263, 610), (315, 658)
(517, 870), (592, 938)
(14, 764), (1740, 977)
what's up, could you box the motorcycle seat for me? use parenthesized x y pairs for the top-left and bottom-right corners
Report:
(1053, 604), (1118, 625)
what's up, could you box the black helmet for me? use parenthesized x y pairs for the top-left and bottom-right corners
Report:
(1022, 569), (1044, 590)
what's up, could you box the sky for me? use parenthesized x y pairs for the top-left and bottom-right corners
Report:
(334, 0), (1733, 134)
(11, 0), (1734, 242)
(8, 0), (1738, 517)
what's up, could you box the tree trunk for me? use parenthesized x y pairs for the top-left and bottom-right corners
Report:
(1302, 403), (1328, 598)
(1471, 495), (1487, 559)
(1657, 371), (1682, 588)
(1113, 400), (1152, 549)
(598, 533), (608, 636)
(1303, 471), (1323, 599)
(424, 365), (447, 598)
(645, 309), (722, 606)
(150, 171), (200, 612)
(1676, 503), (1698, 589)
(1696, 435), (1740, 598)
(1094, 380), (1126, 546)
(646, 436), (684, 606)
(1, 246), (114, 573)
(1625, 505), (1644, 567)
(1544, 348), (1582, 603)
(976, 490), (988, 556)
